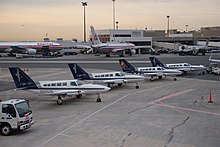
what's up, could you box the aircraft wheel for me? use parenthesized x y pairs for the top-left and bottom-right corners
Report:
(118, 83), (122, 87)
(106, 54), (110, 57)
(173, 78), (177, 81)
(158, 76), (162, 79)
(135, 85), (139, 89)
(57, 99), (63, 105)
(96, 98), (102, 102)
(76, 94), (81, 99)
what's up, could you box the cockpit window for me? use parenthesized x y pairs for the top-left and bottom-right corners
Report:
(76, 80), (83, 86)
(70, 81), (77, 86)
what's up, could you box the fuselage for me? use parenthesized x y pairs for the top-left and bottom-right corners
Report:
(86, 71), (145, 84)
(0, 42), (64, 53)
(165, 63), (206, 72)
(27, 80), (110, 95)
(92, 43), (135, 54)
(137, 67), (182, 76)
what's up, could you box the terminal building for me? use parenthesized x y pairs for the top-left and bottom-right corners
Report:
(44, 26), (220, 55)
(90, 29), (166, 54)
(91, 26), (220, 53)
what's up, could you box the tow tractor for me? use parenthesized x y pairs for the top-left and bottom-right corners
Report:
(0, 99), (34, 136)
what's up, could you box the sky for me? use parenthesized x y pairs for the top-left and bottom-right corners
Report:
(0, 0), (220, 41)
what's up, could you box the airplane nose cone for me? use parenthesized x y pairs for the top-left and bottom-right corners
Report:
(105, 87), (111, 91)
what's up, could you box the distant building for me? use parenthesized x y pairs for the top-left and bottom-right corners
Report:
(201, 26), (220, 37)
(90, 29), (157, 54)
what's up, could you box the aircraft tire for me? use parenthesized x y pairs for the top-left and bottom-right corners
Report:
(173, 78), (177, 81)
(57, 99), (63, 105)
(135, 85), (139, 89)
(96, 98), (102, 102)
(118, 83), (122, 86)
(76, 95), (81, 99)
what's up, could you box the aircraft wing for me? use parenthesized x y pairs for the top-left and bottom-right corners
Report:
(143, 73), (164, 77)
(112, 48), (133, 52)
(103, 79), (127, 84)
(10, 46), (27, 52)
(9, 46), (37, 55)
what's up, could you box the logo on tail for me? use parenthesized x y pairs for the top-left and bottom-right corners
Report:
(118, 59), (136, 73)
(149, 57), (165, 68)
(9, 67), (37, 89)
(68, 63), (90, 80)
(90, 26), (101, 45)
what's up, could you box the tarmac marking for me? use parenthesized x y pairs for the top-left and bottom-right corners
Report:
(154, 103), (220, 117)
(38, 79), (192, 147)
(149, 89), (195, 104)
(148, 89), (220, 117)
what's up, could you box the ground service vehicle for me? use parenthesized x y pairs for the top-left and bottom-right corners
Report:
(0, 99), (34, 136)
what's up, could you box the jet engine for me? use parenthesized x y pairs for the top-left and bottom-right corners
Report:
(131, 49), (136, 55)
(25, 48), (37, 55)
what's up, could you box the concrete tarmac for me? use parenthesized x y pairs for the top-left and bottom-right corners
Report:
(0, 68), (220, 147)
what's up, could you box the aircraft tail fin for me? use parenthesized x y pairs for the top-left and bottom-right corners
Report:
(149, 57), (165, 68)
(118, 59), (136, 73)
(8, 67), (37, 89)
(90, 26), (101, 45)
(68, 63), (90, 80)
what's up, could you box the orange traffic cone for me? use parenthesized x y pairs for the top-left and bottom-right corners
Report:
(208, 89), (213, 103)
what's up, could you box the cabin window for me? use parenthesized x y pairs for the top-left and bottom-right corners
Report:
(62, 82), (67, 86)
(105, 74), (109, 77)
(157, 68), (161, 70)
(52, 83), (56, 86)
(47, 84), (50, 86)
(70, 81), (77, 86)
(57, 83), (61, 86)
(101, 75), (104, 77)
(115, 73), (120, 76)
(43, 84), (47, 86)
(110, 74), (113, 77)
(152, 68), (155, 70)
(149, 68), (151, 71)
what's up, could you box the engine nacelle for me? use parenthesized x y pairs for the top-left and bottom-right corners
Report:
(25, 48), (37, 55)
(131, 49), (136, 55)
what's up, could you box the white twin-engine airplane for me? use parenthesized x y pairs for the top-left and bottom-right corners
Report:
(8, 67), (110, 105)
(119, 59), (182, 81)
(0, 42), (63, 56)
(68, 63), (145, 89)
(90, 26), (136, 57)
(209, 54), (220, 63)
(149, 57), (207, 74)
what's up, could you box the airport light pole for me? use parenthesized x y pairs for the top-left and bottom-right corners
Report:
(166, 15), (170, 37)
(82, 1), (87, 42)
(116, 21), (119, 30)
(112, 0), (116, 42)
(186, 24), (188, 32)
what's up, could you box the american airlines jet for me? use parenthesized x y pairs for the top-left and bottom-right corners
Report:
(9, 67), (110, 105)
(90, 26), (136, 57)
(0, 42), (63, 56)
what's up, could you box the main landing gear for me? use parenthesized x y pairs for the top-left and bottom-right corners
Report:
(57, 96), (63, 105)
(96, 94), (102, 102)
(135, 83), (140, 89)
